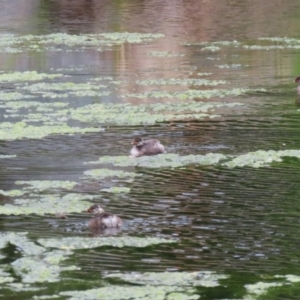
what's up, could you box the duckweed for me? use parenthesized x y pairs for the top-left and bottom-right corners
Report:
(0, 91), (34, 101)
(275, 275), (300, 283)
(70, 101), (242, 125)
(136, 78), (226, 86)
(0, 193), (93, 215)
(87, 149), (300, 169)
(38, 236), (177, 249)
(0, 189), (25, 197)
(0, 232), (45, 255)
(12, 251), (78, 283)
(147, 51), (185, 57)
(84, 168), (139, 179)
(61, 285), (197, 300)
(245, 281), (284, 296)
(0, 155), (16, 159)
(124, 88), (265, 100)
(101, 187), (131, 193)
(0, 71), (63, 83)
(0, 122), (103, 141)
(223, 149), (300, 168)
(21, 82), (107, 93)
(104, 271), (228, 287)
(85, 153), (228, 168)
(0, 269), (14, 284)
(0, 33), (164, 53)
(15, 180), (77, 191)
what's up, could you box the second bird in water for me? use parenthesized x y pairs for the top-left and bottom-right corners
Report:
(130, 137), (165, 157)
(87, 204), (122, 229)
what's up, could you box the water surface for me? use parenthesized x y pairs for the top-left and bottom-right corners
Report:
(1, 0), (300, 299)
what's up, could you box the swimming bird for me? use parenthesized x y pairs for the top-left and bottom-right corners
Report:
(295, 76), (300, 93)
(87, 204), (122, 228)
(130, 137), (165, 157)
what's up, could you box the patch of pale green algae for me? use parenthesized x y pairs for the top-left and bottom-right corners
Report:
(15, 180), (77, 191)
(136, 78), (226, 86)
(84, 168), (139, 179)
(12, 251), (78, 283)
(0, 269), (14, 284)
(0, 232), (76, 285)
(19, 82), (111, 98)
(1, 101), (240, 138)
(147, 51), (185, 57)
(0, 232), (45, 255)
(185, 40), (241, 47)
(0, 71), (63, 83)
(38, 236), (176, 249)
(275, 275), (300, 283)
(85, 153), (228, 168)
(245, 281), (284, 297)
(0, 100), (67, 110)
(0, 92), (34, 101)
(0, 189), (25, 197)
(104, 271), (228, 288)
(0, 121), (103, 141)
(101, 187), (131, 193)
(0, 33), (164, 53)
(70, 101), (241, 125)
(0, 154), (16, 159)
(61, 286), (199, 300)
(0, 193), (93, 215)
(87, 150), (300, 169)
(124, 88), (265, 100)
(223, 149), (300, 168)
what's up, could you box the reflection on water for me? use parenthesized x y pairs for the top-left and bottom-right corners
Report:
(1, 0), (300, 299)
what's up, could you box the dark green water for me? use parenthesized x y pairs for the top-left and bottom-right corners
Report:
(1, 0), (300, 299)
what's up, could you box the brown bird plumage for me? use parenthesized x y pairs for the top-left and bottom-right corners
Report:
(87, 204), (122, 229)
(130, 137), (165, 157)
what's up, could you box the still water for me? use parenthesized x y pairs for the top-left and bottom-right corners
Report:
(1, 0), (300, 299)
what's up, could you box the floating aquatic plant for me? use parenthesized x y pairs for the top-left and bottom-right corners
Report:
(101, 187), (131, 193)
(124, 88), (265, 100)
(70, 101), (242, 125)
(104, 271), (228, 287)
(0, 193), (93, 215)
(0, 33), (164, 53)
(0, 91), (34, 101)
(61, 285), (198, 300)
(0, 232), (45, 255)
(85, 153), (228, 168)
(15, 180), (77, 191)
(245, 281), (284, 296)
(0, 154), (16, 159)
(0, 100), (67, 110)
(0, 269), (14, 284)
(86, 149), (300, 169)
(0, 189), (25, 197)
(147, 51), (185, 57)
(275, 275), (300, 283)
(223, 149), (300, 168)
(84, 168), (138, 179)
(136, 78), (226, 86)
(243, 45), (300, 50)
(21, 82), (107, 93)
(217, 64), (243, 69)
(0, 71), (63, 83)
(201, 46), (221, 52)
(38, 236), (176, 249)
(0, 122), (103, 141)
(12, 251), (78, 283)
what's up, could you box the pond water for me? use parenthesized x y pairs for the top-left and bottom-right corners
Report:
(1, 0), (300, 299)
